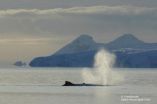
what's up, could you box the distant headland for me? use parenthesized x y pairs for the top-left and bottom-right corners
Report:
(29, 34), (157, 68)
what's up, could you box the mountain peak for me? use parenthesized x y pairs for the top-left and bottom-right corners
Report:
(119, 34), (139, 40)
(75, 34), (93, 42)
(106, 34), (145, 49)
(115, 34), (144, 43)
(54, 34), (100, 55)
(121, 33), (135, 37)
(71, 34), (95, 46)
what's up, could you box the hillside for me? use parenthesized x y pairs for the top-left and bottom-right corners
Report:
(30, 34), (157, 68)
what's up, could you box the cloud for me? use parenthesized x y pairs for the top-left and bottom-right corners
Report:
(0, 5), (156, 42)
(0, 38), (53, 45)
(0, 6), (156, 16)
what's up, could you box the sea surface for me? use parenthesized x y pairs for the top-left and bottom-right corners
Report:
(0, 68), (156, 104)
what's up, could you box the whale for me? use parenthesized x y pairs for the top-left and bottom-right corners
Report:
(62, 81), (104, 86)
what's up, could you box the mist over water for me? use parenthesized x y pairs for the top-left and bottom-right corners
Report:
(82, 49), (123, 85)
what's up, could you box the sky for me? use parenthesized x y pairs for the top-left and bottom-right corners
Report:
(0, 0), (157, 66)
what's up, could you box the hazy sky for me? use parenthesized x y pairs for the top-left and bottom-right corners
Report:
(0, 0), (157, 66)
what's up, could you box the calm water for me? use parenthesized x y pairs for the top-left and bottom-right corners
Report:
(0, 68), (156, 104)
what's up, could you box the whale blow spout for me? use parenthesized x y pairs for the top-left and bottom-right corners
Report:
(82, 49), (123, 86)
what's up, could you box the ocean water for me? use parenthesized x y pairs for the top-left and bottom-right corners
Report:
(0, 68), (156, 104)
